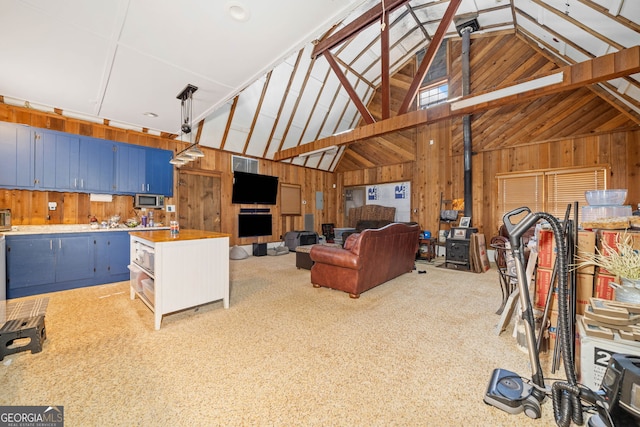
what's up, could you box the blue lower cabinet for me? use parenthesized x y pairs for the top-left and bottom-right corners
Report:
(6, 231), (131, 298)
(94, 232), (130, 281)
(6, 236), (56, 290)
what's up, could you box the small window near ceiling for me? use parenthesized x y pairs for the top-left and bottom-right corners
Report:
(419, 81), (449, 109)
(232, 155), (258, 173)
(416, 41), (448, 109)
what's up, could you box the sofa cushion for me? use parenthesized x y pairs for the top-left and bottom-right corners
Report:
(343, 233), (360, 251)
(309, 245), (361, 270)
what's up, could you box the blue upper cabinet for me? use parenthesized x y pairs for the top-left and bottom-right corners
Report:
(115, 142), (146, 194)
(34, 129), (81, 190)
(0, 122), (35, 188)
(145, 147), (174, 196)
(79, 137), (116, 193)
(0, 123), (174, 196)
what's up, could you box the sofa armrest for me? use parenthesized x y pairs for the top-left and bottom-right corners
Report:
(310, 245), (361, 270)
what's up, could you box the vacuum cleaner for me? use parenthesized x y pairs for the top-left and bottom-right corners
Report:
(483, 207), (640, 426)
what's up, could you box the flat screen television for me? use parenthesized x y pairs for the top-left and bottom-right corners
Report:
(232, 171), (278, 205)
(238, 214), (273, 238)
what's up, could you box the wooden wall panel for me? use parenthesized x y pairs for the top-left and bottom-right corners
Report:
(0, 104), (338, 246)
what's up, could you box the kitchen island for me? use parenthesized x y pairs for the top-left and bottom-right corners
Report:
(129, 229), (230, 330)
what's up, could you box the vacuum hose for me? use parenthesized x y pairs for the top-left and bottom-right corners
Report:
(534, 213), (583, 427)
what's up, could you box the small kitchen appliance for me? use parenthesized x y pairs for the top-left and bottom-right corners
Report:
(134, 194), (164, 209)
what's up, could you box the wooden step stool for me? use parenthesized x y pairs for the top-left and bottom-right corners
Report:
(0, 315), (46, 361)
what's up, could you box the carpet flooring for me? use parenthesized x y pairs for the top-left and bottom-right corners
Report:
(0, 253), (568, 426)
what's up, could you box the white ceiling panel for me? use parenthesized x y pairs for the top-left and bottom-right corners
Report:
(0, 2), (113, 115)
(541, 0), (638, 47)
(100, 45), (230, 132)
(265, 137), (283, 160)
(200, 102), (232, 149)
(224, 128), (250, 154)
(280, 124), (305, 151)
(1, 0), (638, 171)
(259, 63), (295, 118)
(619, 1), (640, 23)
(540, 10), (609, 57)
(316, 75), (343, 110)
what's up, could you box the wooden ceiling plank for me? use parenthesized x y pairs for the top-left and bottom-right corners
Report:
(516, 29), (640, 122)
(398, 0), (462, 114)
(274, 45), (640, 161)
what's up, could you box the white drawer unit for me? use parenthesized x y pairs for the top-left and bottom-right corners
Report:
(129, 230), (230, 330)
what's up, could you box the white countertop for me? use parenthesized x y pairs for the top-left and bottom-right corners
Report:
(4, 224), (169, 235)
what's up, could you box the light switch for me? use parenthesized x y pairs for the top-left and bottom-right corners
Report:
(166, 205), (176, 212)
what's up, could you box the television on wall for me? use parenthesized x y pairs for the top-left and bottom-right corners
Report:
(232, 171), (278, 205)
(238, 214), (273, 238)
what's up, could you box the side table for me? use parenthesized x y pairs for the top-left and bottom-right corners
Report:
(417, 238), (437, 261)
(295, 243), (341, 270)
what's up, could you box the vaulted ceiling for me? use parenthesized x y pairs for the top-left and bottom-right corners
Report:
(1, 1), (638, 172)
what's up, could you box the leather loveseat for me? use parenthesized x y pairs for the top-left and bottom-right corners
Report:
(309, 222), (420, 298)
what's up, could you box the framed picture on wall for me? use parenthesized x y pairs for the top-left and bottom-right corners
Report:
(459, 217), (471, 228)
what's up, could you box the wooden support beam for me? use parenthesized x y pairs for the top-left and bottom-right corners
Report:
(381, 12), (390, 119)
(311, 0), (411, 59)
(397, 0), (462, 115)
(324, 52), (375, 125)
(274, 46), (640, 161)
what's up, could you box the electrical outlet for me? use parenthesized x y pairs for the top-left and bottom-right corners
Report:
(48, 202), (57, 211)
(166, 204), (176, 213)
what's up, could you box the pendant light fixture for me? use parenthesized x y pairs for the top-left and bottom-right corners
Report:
(169, 84), (204, 167)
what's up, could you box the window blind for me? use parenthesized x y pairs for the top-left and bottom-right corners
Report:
(497, 166), (609, 227)
(546, 167), (607, 220)
(497, 172), (544, 222)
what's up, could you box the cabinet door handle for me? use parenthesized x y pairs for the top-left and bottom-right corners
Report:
(50, 240), (52, 251)
(74, 178), (77, 188)
(59, 239), (62, 249)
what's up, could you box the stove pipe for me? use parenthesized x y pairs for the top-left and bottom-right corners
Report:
(461, 25), (473, 219)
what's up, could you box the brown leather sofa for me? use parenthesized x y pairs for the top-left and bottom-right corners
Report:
(309, 222), (420, 298)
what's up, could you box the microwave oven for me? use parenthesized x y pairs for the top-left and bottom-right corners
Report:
(134, 194), (164, 209)
(0, 209), (11, 231)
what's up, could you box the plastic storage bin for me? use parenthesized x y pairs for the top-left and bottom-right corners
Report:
(141, 278), (155, 304)
(128, 264), (149, 292)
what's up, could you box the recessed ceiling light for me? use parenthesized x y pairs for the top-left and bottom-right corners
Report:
(144, 112), (158, 118)
(226, 1), (250, 22)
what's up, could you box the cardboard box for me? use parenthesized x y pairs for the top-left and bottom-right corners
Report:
(577, 318), (640, 390)
(534, 268), (554, 309)
(538, 229), (556, 269)
(536, 270), (594, 315)
(594, 272), (616, 301)
(575, 274), (594, 315)
(598, 229), (640, 251)
(576, 231), (596, 275)
(549, 273), (594, 315)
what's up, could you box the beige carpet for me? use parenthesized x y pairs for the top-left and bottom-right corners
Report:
(0, 254), (566, 426)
